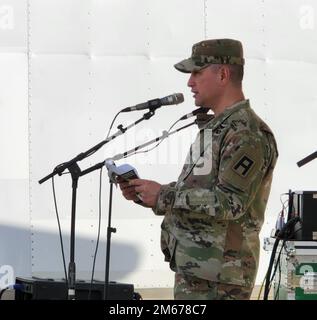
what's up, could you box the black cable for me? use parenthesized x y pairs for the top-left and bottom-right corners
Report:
(52, 176), (68, 284)
(87, 111), (120, 299)
(270, 240), (285, 282)
(272, 227), (304, 300)
(77, 110), (122, 160)
(286, 190), (294, 223)
(288, 226), (303, 239)
(88, 167), (103, 300)
(105, 111), (121, 141)
(274, 250), (283, 300)
(269, 240), (285, 298)
(263, 216), (301, 300)
(86, 111), (120, 299)
(264, 237), (280, 300)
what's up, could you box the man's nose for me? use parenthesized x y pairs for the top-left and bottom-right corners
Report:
(187, 73), (195, 87)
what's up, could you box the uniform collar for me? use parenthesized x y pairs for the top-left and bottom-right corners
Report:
(203, 99), (250, 130)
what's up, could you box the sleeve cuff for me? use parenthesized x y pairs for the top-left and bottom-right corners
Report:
(153, 185), (176, 216)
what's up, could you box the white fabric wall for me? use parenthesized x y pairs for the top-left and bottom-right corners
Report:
(0, 0), (30, 285)
(1, 0), (317, 289)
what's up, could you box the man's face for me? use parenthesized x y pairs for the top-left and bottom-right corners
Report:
(187, 65), (221, 108)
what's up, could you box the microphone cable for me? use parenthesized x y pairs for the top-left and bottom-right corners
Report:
(88, 167), (103, 300)
(263, 216), (301, 300)
(105, 110), (121, 141)
(86, 110), (122, 158)
(272, 224), (303, 300)
(51, 176), (68, 285)
(87, 109), (124, 298)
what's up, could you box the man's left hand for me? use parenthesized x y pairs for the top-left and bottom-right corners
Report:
(128, 179), (162, 208)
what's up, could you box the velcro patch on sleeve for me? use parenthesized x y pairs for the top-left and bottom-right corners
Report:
(232, 155), (254, 177)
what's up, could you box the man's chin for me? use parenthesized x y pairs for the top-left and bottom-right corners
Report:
(195, 102), (207, 108)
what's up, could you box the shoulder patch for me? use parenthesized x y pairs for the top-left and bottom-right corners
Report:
(232, 155), (254, 177)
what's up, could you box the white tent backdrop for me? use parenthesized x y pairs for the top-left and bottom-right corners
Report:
(1, 0), (317, 289)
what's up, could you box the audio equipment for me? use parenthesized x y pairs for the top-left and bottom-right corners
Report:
(14, 277), (134, 300)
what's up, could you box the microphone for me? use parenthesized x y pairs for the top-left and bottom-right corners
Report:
(121, 93), (184, 112)
(180, 107), (209, 120)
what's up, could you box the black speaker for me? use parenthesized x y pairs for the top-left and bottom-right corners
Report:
(14, 277), (134, 300)
(291, 191), (317, 241)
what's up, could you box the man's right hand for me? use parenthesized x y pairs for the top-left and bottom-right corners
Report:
(117, 178), (139, 202)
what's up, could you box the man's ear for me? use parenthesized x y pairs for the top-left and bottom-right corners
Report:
(220, 66), (230, 83)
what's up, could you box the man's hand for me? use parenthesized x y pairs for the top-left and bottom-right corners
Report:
(130, 179), (162, 208)
(118, 178), (161, 208)
(117, 178), (139, 202)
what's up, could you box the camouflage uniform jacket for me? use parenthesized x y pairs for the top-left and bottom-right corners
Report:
(153, 99), (278, 287)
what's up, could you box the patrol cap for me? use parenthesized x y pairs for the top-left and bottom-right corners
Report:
(174, 39), (244, 73)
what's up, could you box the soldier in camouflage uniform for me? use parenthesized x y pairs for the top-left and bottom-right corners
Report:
(119, 39), (278, 300)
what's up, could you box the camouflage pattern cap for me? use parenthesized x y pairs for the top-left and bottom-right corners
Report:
(174, 39), (244, 73)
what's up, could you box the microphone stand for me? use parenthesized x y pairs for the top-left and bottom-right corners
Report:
(38, 109), (157, 300)
(81, 120), (197, 299)
(104, 181), (114, 300)
(297, 150), (317, 167)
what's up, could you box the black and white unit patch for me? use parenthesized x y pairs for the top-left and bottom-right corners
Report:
(233, 155), (255, 177)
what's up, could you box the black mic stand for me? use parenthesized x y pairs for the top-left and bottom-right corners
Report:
(38, 109), (157, 300)
(79, 162), (117, 300)
(67, 162), (81, 300)
(297, 150), (317, 167)
(104, 181), (115, 300)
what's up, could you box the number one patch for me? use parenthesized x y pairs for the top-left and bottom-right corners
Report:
(233, 155), (254, 177)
